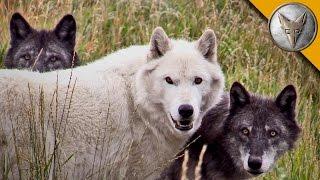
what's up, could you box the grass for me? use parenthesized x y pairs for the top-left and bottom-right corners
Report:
(0, 0), (319, 179)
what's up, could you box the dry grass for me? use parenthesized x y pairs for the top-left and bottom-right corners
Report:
(0, 0), (319, 179)
(0, 71), (77, 179)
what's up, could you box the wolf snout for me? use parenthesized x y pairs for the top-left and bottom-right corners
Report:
(248, 156), (262, 170)
(178, 104), (194, 118)
(170, 104), (194, 131)
(247, 156), (263, 175)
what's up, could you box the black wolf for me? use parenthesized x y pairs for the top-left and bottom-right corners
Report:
(160, 82), (301, 179)
(4, 13), (79, 72)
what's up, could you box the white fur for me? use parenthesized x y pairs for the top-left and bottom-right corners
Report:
(241, 149), (250, 172)
(260, 149), (276, 172)
(241, 147), (276, 175)
(0, 28), (224, 179)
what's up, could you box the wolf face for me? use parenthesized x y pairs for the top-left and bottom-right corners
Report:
(160, 82), (300, 179)
(225, 82), (301, 177)
(136, 27), (224, 135)
(4, 13), (79, 72)
(278, 12), (307, 48)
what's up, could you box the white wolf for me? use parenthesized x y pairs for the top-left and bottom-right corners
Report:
(0, 27), (224, 179)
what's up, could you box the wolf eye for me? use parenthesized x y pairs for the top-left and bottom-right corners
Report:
(194, 77), (203, 85)
(241, 128), (250, 136)
(269, 130), (277, 137)
(165, 77), (174, 84)
(22, 54), (31, 61)
(295, 29), (301, 34)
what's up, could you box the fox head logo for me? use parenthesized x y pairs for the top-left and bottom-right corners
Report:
(278, 12), (307, 48)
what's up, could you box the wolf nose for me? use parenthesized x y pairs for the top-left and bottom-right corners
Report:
(178, 104), (194, 118)
(248, 156), (262, 170)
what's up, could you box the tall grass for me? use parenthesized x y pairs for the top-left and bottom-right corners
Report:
(0, 0), (319, 179)
(0, 71), (78, 179)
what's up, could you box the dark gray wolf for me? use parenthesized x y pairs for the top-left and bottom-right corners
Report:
(160, 82), (301, 179)
(4, 13), (79, 72)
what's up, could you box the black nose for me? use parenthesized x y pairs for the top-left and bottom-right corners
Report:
(178, 104), (194, 118)
(248, 156), (262, 170)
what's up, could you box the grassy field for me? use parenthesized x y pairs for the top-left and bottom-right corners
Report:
(0, 0), (319, 179)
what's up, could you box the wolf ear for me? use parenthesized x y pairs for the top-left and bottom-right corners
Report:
(10, 13), (32, 42)
(148, 27), (171, 60)
(197, 29), (217, 62)
(54, 14), (76, 47)
(295, 12), (307, 26)
(278, 13), (290, 26)
(230, 82), (250, 109)
(275, 85), (297, 118)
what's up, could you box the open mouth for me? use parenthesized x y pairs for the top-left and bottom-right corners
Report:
(170, 114), (193, 131)
(248, 170), (263, 176)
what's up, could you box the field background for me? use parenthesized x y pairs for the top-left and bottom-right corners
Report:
(0, 0), (319, 179)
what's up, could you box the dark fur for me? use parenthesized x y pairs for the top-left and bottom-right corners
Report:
(160, 82), (301, 180)
(4, 13), (79, 72)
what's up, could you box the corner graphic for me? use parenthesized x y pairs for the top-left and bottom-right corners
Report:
(269, 3), (317, 51)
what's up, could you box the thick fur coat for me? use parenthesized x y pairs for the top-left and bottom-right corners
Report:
(0, 27), (224, 179)
(160, 82), (300, 180)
